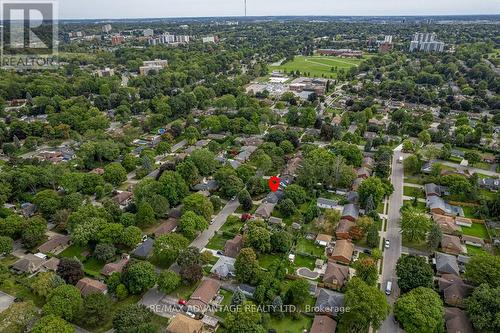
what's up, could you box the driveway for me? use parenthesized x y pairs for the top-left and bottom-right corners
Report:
(379, 145), (405, 333)
(189, 198), (240, 249)
(139, 287), (183, 318)
(0, 291), (15, 313)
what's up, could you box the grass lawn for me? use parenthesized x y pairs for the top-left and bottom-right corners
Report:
(296, 239), (325, 257)
(466, 245), (487, 256)
(83, 257), (105, 278)
(462, 223), (489, 239)
(0, 274), (45, 308)
(403, 200), (426, 213)
(169, 281), (200, 300)
(404, 175), (426, 185)
(215, 289), (234, 320)
(59, 244), (88, 261)
(292, 254), (317, 270)
(220, 217), (244, 235)
(461, 206), (477, 219)
(206, 233), (228, 251)
(235, 204), (257, 214)
(377, 201), (385, 214)
(269, 55), (363, 78)
(265, 314), (313, 333)
(403, 186), (425, 199)
(402, 239), (428, 252)
(258, 253), (282, 270)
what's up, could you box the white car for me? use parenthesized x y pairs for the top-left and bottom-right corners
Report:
(385, 239), (390, 249)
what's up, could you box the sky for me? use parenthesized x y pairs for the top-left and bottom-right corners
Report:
(58, 0), (500, 19)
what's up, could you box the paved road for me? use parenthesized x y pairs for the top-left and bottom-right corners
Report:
(437, 160), (499, 177)
(379, 145), (404, 333)
(0, 291), (15, 313)
(189, 198), (240, 249)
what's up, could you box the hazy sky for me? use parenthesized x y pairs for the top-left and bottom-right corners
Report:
(58, 0), (500, 19)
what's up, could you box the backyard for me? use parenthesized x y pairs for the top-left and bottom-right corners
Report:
(461, 223), (489, 239)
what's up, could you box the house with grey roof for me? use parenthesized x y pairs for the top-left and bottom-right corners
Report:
(210, 256), (236, 280)
(435, 252), (460, 276)
(424, 183), (448, 197)
(265, 190), (284, 204)
(133, 238), (154, 259)
(11, 254), (46, 274)
(193, 179), (218, 192)
(314, 288), (345, 317)
(317, 198), (338, 209)
(427, 196), (464, 217)
(341, 204), (359, 222)
(254, 202), (276, 219)
(478, 177), (500, 191)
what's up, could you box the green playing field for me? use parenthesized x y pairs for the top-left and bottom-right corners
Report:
(270, 55), (365, 78)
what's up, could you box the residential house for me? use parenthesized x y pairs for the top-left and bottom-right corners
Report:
(113, 191), (133, 208)
(435, 252), (460, 276)
(186, 279), (220, 314)
(317, 198), (337, 210)
(37, 234), (71, 254)
(441, 234), (463, 255)
(322, 262), (349, 290)
(427, 196), (464, 217)
(462, 235), (484, 248)
(438, 274), (474, 308)
(336, 219), (355, 240)
(346, 191), (359, 204)
(361, 157), (374, 170)
(444, 308), (474, 333)
(166, 314), (203, 333)
(356, 167), (371, 179)
(210, 256), (235, 280)
(224, 234), (243, 258)
(42, 257), (60, 272)
(478, 177), (500, 191)
(329, 240), (354, 265)
(234, 146), (257, 162)
(133, 238), (154, 259)
(101, 254), (130, 276)
(265, 190), (284, 204)
(154, 218), (178, 237)
(314, 288), (345, 317)
(351, 178), (362, 191)
(432, 214), (462, 235)
(21, 203), (37, 217)
(11, 254), (46, 274)
(268, 216), (284, 226)
(341, 204), (359, 222)
(424, 183), (447, 197)
(316, 234), (333, 247)
(193, 179), (218, 192)
(76, 278), (108, 296)
(237, 284), (256, 298)
(310, 315), (337, 333)
(254, 202), (276, 219)
(454, 217), (472, 228)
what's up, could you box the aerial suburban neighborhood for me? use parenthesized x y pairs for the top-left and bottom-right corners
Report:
(0, 1), (499, 333)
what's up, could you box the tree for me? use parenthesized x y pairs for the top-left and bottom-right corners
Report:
(394, 287), (444, 333)
(235, 248), (260, 284)
(396, 255), (434, 293)
(182, 193), (214, 221)
(284, 184), (307, 205)
(245, 223), (271, 253)
(238, 189), (253, 211)
(157, 270), (180, 294)
(79, 293), (112, 328)
(353, 258), (378, 286)
(0, 214), (25, 239)
(177, 247), (201, 268)
(32, 315), (74, 333)
(31, 272), (64, 299)
(120, 226), (142, 248)
(464, 151), (481, 166)
(225, 302), (265, 333)
(358, 177), (386, 209)
(136, 202), (155, 226)
(366, 223), (379, 248)
(339, 278), (390, 332)
(400, 207), (431, 242)
(158, 171), (189, 206)
(426, 223), (442, 251)
(42, 285), (83, 322)
(180, 264), (203, 284)
(276, 198), (296, 217)
(33, 189), (61, 217)
(103, 163), (127, 185)
(113, 304), (155, 333)
(22, 216), (47, 248)
(418, 130), (431, 145)
(466, 284), (500, 333)
(231, 289), (246, 306)
(403, 155), (422, 175)
(56, 258), (84, 285)
(464, 253), (500, 287)
(176, 160), (199, 185)
(189, 149), (217, 176)
(153, 233), (189, 266)
(0, 301), (39, 332)
(178, 211), (208, 239)
(270, 231), (293, 253)
(0, 236), (13, 255)
(284, 279), (309, 307)
(122, 260), (157, 294)
(93, 243), (116, 262)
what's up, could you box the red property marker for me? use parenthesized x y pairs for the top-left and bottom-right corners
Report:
(269, 176), (280, 192)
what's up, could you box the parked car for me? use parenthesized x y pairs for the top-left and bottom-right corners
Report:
(385, 281), (393, 295)
(241, 213), (252, 221)
(216, 250), (224, 255)
(385, 239), (390, 249)
(363, 249), (372, 255)
(178, 299), (187, 306)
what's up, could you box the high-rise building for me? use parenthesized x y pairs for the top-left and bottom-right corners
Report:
(102, 24), (112, 34)
(143, 28), (154, 37)
(409, 32), (444, 52)
(111, 35), (125, 46)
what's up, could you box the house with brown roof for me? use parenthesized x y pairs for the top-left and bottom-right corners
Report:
(323, 262), (350, 290)
(100, 254), (130, 277)
(329, 240), (354, 265)
(310, 315), (337, 333)
(336, 219), (355, 239)
(11, 254), (46, 274)
(316, 234), (333, 247)
(224, 234), (243, 258)
(444, 308), (474, 333)
(441, 234), (463, 255)
(186, 279), (220, 314)
(462, 235), (484, 248)
(76, 277), (108, 296)
(432, 214), (462, 235)
(254, 202), (276, 219)
(356, 167), (371, 179)
(438, 274), (474, 308)
(154, 217), (178, 237)
(166, 314), (202, 333)
(42, 257), (60, 271)
(37, 234), (71, 254)
(361, 157), (374, 170)
(113, 191), (133, 208)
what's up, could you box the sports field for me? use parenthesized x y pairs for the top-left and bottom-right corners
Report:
(270, 55), (365, 78)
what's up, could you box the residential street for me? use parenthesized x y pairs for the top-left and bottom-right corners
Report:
(189, 198), (240, 249)
(379, 145), (404, 333)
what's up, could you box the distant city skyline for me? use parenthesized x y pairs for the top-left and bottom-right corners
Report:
(59, 0), (500, 20)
